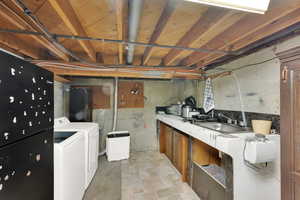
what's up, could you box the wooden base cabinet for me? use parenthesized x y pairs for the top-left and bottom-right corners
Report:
(158, 121), (233, 200)
(173, 129), (188, 182)
(158, 121), (188, 182)
(165, 125), (174, 162)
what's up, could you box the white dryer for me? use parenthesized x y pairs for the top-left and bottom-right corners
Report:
(54, 117), (99, 189)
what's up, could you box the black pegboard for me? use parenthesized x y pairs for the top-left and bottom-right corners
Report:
(0, 52), (54, 147)
(0, 130), (53, 200)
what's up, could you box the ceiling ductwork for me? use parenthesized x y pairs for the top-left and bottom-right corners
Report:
(126, 0), (144, 64)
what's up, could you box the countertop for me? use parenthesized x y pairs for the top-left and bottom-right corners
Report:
(156, 114), (281, 200)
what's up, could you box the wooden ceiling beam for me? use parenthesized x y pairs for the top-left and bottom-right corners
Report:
(54, 75), (71, 83)
(31, 60), (202, 73)
(0, 1), (69, 61)
(115, 0), (126, 64)
(0, 42), (26, 58)
(48, 0), (97, 62)
(196, 7), (300, 68)
(161, 8), (242, 66)
(181, 1), (300, 67)
(142, 0), (178, 65)
(207, 71), (232, 80)
(0, 32), (41, 59)
(40, 66), (202, 80)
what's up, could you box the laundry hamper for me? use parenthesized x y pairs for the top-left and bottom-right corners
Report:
(106, 131), (130, 161)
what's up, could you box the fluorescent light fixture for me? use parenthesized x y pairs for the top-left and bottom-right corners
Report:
(185, 0), (271, 14)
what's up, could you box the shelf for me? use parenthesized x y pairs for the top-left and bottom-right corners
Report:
(197, 163), (226, 188)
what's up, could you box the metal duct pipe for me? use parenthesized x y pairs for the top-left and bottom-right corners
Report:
(127, 0), (144, 64)
(112, 77), (119, 131)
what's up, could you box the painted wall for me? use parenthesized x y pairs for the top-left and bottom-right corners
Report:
(69, 78), (197, 152)
(199, 35), (300, 115)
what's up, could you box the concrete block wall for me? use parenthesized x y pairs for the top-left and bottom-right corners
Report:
(54, 81), (69, 118)
(69, 78), (198, 152)
(198, 35), (300, 115)
(211, 48), (280, 115)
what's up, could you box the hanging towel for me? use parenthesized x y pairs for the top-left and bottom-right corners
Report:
(203, 78), (215, 113)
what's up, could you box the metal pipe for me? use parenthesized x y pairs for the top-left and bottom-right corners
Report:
(127, 0), (144, 64)
(0, 28), (234, 55)
(112, 77), (119, 131)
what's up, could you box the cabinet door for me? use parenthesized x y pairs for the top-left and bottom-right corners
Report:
(173, 130), (188, 181)
(173, 131), (180, 170)
(278, 47), (300, 200)
(165, 126), (173, 162)
(281, 64), (300, 200)
(159, 121), (166, 153)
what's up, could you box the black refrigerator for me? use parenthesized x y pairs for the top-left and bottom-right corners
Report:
(0, 51), (54, 199)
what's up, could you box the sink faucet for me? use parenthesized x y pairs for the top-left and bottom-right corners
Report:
(240, 111), (248, 127)
(217, 113), (236, 124)
(211, 109), (215, 118)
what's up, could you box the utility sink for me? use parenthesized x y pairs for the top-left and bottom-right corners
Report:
(194, 122), (248, 134)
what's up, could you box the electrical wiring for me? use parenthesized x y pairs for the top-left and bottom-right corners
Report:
(205, 56), (278, 77)
(205, 51), (300, 77)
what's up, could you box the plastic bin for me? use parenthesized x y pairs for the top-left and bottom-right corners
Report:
(106, 131), (130, 161)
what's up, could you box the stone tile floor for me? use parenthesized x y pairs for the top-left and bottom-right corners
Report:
(121, 151), (200, 200)
(84, 156), (121, 200)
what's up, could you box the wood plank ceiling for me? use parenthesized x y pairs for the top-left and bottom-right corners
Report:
(0, 0), (300, 79)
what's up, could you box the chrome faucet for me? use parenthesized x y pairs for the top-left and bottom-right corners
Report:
(211, 109), (215, 118)
(217, 113), (236, 124)
(240, 112), (248, 127)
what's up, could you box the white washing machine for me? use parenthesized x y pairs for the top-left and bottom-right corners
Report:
(54, 131), (86, 200)
(54, 117), (99, 189)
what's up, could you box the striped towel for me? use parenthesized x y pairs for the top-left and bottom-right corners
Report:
(203, 78), (215, 113)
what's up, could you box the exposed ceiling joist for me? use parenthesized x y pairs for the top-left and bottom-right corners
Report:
(181, 1), (300, 67)
(207, 71), (232, 80)
(0, 0), (299, 75)
(142, 0), (178, 65)
(231, 8), (300, 52)
(48, 0), (97, 62)
(115, 0), (127, 64)
(174, 11), (244, 65)
(41, 66), (203, 80)
(0, 41), (26, 58)
(31, 60), (202, 73)
(0, 32), (41, 59)
(0, 28), (233, 55)
(54, 75), (71, 83)
(0, 1), (69, 61)
(162, 8), (240, 66)
(197, 7), (300, 68)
